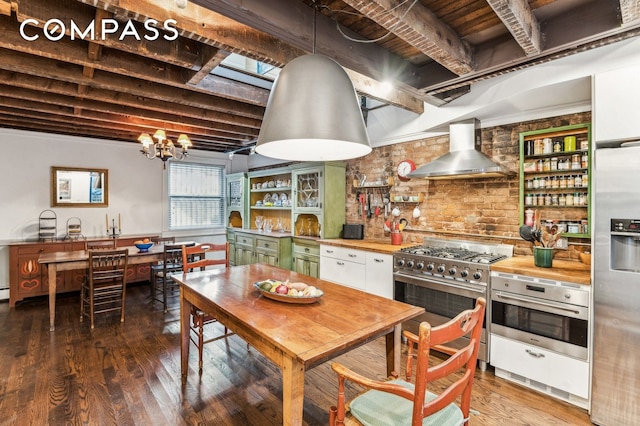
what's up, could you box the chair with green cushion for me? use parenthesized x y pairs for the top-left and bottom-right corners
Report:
(329, 297), (486, 426)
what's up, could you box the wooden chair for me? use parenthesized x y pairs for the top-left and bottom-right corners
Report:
(151, 242), (186, 312)
(80, 248), (129, 329)
(85, 239), (116, 250)
(329, 297), (487, 426)
(148, 236), (176, 304)
(181, 242), (234, 374)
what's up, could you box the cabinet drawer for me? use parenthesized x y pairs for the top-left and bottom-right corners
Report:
(255, 237), (278, 251)
(235, 233), (254, 247)
(490, 334), (589, 399)
(319, 256), (366, 290)
(319, 245), (365, 264)
(293, 242), (320, 256)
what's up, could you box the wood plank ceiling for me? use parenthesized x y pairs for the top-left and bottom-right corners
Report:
(0, 0), (638, 154)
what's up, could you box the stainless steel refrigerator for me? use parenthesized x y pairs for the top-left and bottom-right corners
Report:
(591, 142), (640, 425)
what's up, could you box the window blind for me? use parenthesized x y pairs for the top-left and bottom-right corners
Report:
(168, 162), (225, 229)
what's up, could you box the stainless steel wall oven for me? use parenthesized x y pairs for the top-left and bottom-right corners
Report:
(490, 273), (589, 360)
(393, 238), (513, 370)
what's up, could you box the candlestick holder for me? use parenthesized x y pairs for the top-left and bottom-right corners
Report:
(108, 219), (121, 239)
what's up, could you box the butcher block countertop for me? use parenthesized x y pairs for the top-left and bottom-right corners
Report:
(318, 238), (414, 254)
(492, 256), (591, 285)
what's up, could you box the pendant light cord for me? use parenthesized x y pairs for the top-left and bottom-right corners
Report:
(330, 0), (419, 44)
(313, 2), (317, 54)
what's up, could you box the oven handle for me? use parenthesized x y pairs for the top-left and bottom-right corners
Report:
(394, 272), (486, 295)
(494, 291), (581, 315)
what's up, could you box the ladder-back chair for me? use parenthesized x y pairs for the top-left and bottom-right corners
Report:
(330, 297), (486, 426)
(181, 242), (233, 374)
(80, 248), (129, 329)
(151, 242), (187, 312)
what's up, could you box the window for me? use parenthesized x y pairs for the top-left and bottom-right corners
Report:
(168, 162), (225, 229)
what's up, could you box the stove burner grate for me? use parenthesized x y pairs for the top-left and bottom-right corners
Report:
(399, 245), (507, 264)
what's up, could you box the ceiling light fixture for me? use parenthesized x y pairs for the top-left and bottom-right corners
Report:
(254, 4), (371, 161)
(137, 129), (192, 169)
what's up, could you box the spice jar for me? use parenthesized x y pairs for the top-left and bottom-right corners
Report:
(551, 194), (559, 205)
(566, 193), (574, 206)
(553, 139), (563, 153)
(571, 154), (581, 170)
(582, 153), (588, 168)
(534, 139), (544, 155)
(574, 175), (582, 187)
(551, 176), (559, 189)
(543, 158), (551, 171)
(551, 157), (558, 171)
(525, 193), (533, 205)
(539, 176), (547, 189)
(567, 176), (574, 189)
(582, 173), (588, 187)
(559, 193), (566, 206)
(564, 136), (577, 151)
(543, 138), (553, 154)
(559, 175), (567, 188)
(545, 193), (552, 206)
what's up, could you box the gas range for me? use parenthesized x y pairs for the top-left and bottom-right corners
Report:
(393, 238), (514, 285)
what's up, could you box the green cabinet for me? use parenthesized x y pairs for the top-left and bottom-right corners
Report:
(234, 232), (255, 266)
(227, 162), (345, 273)
(292, 238), (320, 278)
(291, 162), (346, 239)
(519, 124), (591, 238)
(233, 230), (292, 269)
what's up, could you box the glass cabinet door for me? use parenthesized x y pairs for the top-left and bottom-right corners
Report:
(228, 179), (243, 210)
(293, 168), (322, 211)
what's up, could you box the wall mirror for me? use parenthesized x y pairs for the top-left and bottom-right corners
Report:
(51, 166), (109, 207)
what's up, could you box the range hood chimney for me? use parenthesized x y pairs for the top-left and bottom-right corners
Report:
(408, 118), (515, 180)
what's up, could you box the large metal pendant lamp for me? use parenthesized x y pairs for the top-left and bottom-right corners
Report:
(255, 7), (371, 161)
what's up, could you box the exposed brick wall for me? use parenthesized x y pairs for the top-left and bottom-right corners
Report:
(345, 112), (592, 260)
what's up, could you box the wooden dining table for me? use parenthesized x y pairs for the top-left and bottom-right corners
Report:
(38, 243), (190, 331)
(173, 263), (424, 426)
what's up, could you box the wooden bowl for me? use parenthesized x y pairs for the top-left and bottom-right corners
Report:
(579, 252), (591, 265)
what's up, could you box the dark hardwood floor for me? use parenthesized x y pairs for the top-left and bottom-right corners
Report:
(0, 284), (593, 425)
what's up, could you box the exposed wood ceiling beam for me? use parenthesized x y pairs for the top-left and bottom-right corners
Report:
(187, 46), (230, 85)
(0, 86), (257, 141)
(0, 69), (261, 131)
(0, 43), (266, 120)
(485, 0), (542, 55)
(341, 0), (474, 75)
(178, 0), (426, 112)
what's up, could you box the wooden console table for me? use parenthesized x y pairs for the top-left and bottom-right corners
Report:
(9, 236), (156, 307)
(37, 244), (170, 331)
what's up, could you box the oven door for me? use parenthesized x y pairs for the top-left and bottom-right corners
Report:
(394, 272), (488, 361)
(491, 289), (589, 360)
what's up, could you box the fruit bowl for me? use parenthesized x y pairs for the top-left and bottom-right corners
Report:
(134, 242), (153, 252)
(254, 281), (323, 304)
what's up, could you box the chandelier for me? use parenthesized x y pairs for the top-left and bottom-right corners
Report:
(137, 130), (192, 168)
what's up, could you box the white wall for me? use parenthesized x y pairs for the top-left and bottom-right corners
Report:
(0, 128), (249, 299)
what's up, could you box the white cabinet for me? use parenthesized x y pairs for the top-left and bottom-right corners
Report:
(594, 64), (640, 143)
(319, 245), (366, 290)
(319, 245), (393, 298)
(491, 334), (589, 408)
(365, 252), (393, 299)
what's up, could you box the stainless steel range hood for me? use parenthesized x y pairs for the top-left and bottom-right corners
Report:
(408, 118), (515, 180)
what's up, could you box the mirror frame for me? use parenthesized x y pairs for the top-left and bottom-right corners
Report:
(51, 166), (109, 207)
